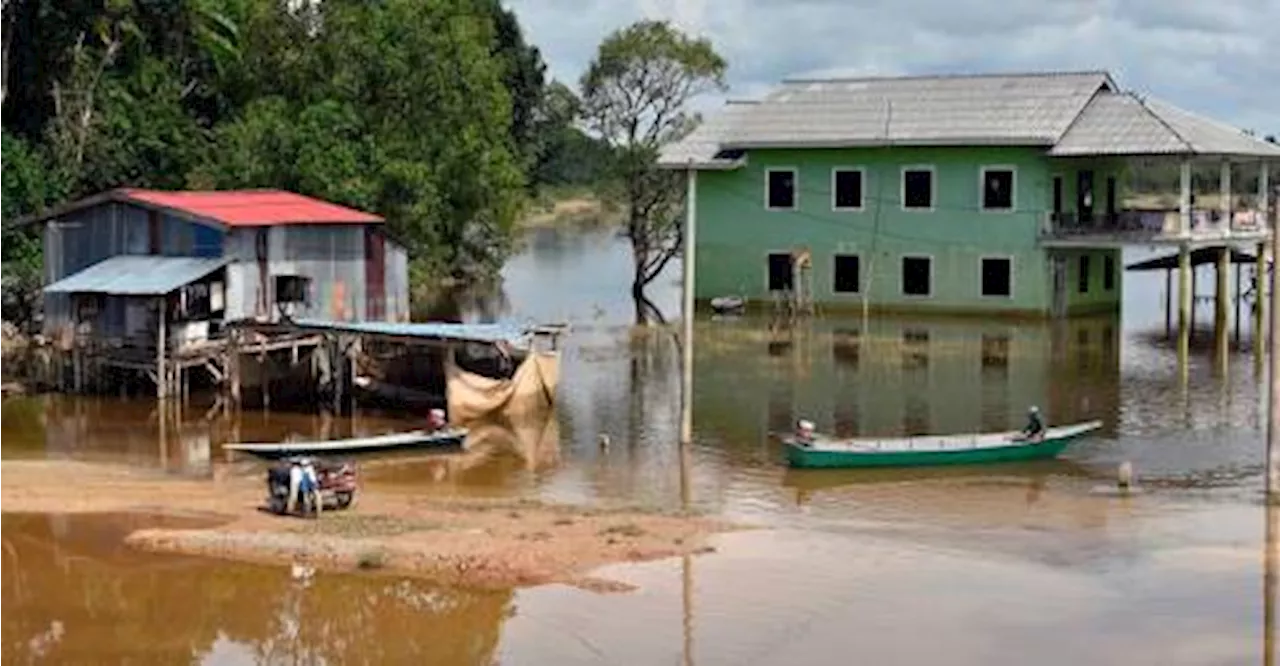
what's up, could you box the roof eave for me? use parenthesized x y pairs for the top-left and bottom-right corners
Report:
(656, 157), (747, 171)
(720, 137), (1056, 149)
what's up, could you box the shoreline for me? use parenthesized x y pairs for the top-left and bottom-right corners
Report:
(1, 459), (742, 591)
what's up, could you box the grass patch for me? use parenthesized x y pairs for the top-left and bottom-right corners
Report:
(291, 514), (439, 538)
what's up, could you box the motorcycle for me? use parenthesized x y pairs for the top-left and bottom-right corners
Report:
(266, 457), (358, 517)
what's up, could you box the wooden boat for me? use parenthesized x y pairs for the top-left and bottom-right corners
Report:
(783, 420), (1103, 469)
(224, 428), (468, 459)
(710, 295), (746, 314)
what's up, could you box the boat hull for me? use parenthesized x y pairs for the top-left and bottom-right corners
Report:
(784, 422), (1100, 469)
(225, 429), (468, 460)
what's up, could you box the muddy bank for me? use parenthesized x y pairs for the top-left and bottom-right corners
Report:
(1, 459), (736, 591)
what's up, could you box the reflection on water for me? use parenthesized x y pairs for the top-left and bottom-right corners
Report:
(1, 513), (512, 665)
(4, 229), (1279, 664)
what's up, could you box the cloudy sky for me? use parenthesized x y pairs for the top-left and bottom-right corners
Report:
(506, 0), (1279, 136)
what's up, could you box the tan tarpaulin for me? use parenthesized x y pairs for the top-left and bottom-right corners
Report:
(445, 349), (560, 423)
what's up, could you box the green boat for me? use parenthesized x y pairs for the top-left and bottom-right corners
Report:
(783, 420), (1103, 469)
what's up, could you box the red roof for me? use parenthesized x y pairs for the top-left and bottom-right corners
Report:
(117, 188), (383, 227)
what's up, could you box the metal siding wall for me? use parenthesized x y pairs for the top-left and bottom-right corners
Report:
(42, 203), (149, 334)
(222, 229), (256, 321)
(385, 240), (409, 321)
(272, 225), (366, 321)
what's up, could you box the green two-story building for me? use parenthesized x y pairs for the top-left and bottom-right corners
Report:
(660, 71), (1279, 318)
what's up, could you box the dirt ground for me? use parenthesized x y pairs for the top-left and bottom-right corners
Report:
(1, 459), (738, 591)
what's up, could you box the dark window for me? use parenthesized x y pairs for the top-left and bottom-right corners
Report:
(1052, 176), (1064, 215)
(1078, 256), (1090, 294)
(767, 170), (796, 209)
(1077, 170), (1094, 223)
(902, 257), (931, 296)
(903, 169), (933, 209)
(1103, 255), (1116, 291)
(1106, 176), (1117, 218)
(982, 169), (1015, 210)
(981, 258), (1012, 297)
(833, 169), (864, 209)
(768, 252), (794, 291)
(833, 254), (860, 293)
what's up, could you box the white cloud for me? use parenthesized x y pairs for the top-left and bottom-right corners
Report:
(506, 0), (1280, 135)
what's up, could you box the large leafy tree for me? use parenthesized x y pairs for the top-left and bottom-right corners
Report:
(580, 20), (726, 324)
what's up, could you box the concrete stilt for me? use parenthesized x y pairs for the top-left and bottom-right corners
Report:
(1178, 244), (1192, 370)
(1215, 246), (1230, 372)
(1259, 242), (1269, 358)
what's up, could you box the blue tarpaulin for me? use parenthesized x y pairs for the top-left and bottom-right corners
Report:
(290, 318), (528, 345)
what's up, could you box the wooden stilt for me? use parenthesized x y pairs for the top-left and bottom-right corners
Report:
(1236, 258), (1244, 347)
(1165, 267), (1173, 338)
(157, 297), (168, 400)
(1259, 241), (1269, 357)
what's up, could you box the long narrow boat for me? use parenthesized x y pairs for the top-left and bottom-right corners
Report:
(783, 420), (1103, 469)
(224, 428), (468, 459)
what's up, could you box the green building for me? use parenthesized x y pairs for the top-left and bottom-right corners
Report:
(659, 71), (1279, 318)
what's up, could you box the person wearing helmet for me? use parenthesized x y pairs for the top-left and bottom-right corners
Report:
(1018, 406), (1045, 442)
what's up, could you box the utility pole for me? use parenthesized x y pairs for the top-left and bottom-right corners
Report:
(680, 165), (697, 445)
(1267, 160), (1278, 497)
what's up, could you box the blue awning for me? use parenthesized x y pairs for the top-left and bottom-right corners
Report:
(43, 255), (230, 296)
(290, 318), (529, 345)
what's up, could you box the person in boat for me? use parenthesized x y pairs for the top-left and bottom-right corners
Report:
(795, 419), (816, 446)
(1017, 406), (1045, 442)
(427, 408), (448, 432)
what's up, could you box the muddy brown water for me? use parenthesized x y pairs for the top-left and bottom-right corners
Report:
(3, 229), (1278, 664)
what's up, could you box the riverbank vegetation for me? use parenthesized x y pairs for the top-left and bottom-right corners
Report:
(0, 0), (630, 301)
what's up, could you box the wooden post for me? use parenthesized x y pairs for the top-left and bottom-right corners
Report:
(1266, 503), (1278, 665)
(1259, 242), (1269, 356)
(1165, 267), (1173, 338)
(229, 330), (242, 407)
(156, 297), (168, 400)
(680, 166), (697, 446)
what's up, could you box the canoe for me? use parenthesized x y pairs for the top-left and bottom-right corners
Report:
(224, 428), (468, 459)
(710, 295), (746, 314)
(783, 420), (1103, 469)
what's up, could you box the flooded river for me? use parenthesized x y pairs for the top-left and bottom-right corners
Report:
(4, 228), (1277, 664)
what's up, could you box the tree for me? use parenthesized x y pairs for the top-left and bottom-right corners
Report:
(580, 20), (726, 324)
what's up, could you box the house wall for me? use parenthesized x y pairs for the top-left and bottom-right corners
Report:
(385, 239), (410, 321)
(695, 146), (1055, 314)
(42, 202), (225, 336)
(223, 224), (407, 323)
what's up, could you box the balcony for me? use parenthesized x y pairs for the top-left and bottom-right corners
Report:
(1039, 209), (1272, 247)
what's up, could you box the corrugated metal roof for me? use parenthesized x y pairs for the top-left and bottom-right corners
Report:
(43, 255), (230, 296)
(291, 319), (530, 345)
(1051, 92), (1280, 157)
(120, 189), (384, 227)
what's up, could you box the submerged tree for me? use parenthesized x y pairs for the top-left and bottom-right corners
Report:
(579, 20), (726, 324)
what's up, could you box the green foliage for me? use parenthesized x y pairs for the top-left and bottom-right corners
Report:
(1, 0), (600, 289)
(579, 20), (726, 320)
